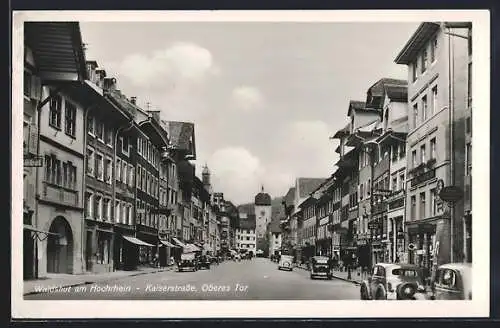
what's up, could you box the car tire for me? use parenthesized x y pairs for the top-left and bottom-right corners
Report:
(310, 274), (314, 280)
(360, 286), (368, 300)
(375, 288), (386, 300)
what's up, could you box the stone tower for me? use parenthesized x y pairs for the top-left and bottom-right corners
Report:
(254, 185), (272, 243)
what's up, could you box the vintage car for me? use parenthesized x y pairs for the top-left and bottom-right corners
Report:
(310, 256), (332, 279)
(278, 255), (294, 271)
(360, 263), (426, 300)
(178, 253), (198, 272)
(198, 255), (211, 270)
(431, 263), (472, 300)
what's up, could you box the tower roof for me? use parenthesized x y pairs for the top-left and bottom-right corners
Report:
(255, 185), (271, 206)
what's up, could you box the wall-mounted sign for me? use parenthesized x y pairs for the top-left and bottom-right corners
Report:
(407, 243), (416, 251)
(24, 155), (43, 167)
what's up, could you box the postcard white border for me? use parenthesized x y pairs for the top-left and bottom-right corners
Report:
(12, 10), (490, 319)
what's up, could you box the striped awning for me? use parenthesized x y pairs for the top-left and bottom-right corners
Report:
(123, 236), (154, 247)
(172, 237), (186, 248)
(160, 240), (178, 248)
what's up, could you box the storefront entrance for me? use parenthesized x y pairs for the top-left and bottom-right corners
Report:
(47, 216), (73, 274)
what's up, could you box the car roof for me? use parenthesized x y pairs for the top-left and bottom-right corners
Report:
(313, 256), (329, 259)
(438, 262), (472, 270)
(376, 263), (421, 270)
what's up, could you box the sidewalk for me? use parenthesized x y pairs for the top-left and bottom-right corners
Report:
(23, 266), (176, 296)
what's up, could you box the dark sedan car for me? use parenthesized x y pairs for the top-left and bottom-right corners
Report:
(198, 255), (211, 270)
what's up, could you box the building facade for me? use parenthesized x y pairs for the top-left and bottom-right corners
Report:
(23, 23), (88, 278)
(236, 213), (257, 256)
(395, 22), (472, 271)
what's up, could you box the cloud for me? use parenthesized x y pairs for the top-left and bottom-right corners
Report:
(231, 86), (264, 112)
(116, 42), (216, 90)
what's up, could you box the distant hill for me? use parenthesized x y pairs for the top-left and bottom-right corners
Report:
(237, 197), (285, 220)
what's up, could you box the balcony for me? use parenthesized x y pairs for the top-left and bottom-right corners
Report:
(42, 181), (79, 207)
(348, 207), (358, 221)
(410, 168), (436, 188)
(373, 156), (390, 179)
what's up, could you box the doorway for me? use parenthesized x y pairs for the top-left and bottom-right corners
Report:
(47, 216), (74, 274)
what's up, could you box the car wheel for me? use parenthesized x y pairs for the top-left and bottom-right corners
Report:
(375, 288), (386, 300)
(360, 286), (368, 300)
(290, 268), (293, 271)
(310, 274), (314, 280)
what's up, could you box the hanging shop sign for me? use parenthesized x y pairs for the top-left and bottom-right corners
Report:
(407, 243), (416, 251)
(24, 155), (44, 167)
(439, 186), (463, 203)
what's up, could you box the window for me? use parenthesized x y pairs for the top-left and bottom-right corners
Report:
(128, 204), (133, 225)
(430, 138), (436, 160)
(400, 143), (406, 159)
(466, 143), (472, 176)
(116, 158), (122, 182)
(420, 192), (426, 219)
(122, 136), (129, 154)
(421, 95), (428, 122)
(410, 196), (416, 220)
(49, 93), (62, 129)
(64, 101), (76, 137)
(87, 115), (94, 135)
(420, 145), (426, 164)
(103, 199), (110, 221)
(122, 202), (127, 224)
(96, 121), (104, 141)
(400, 173), (405, 190)
(142, 168), (146, 190)
(392, 177), (397, 191)
(96, 233), (110, 264)
(104, 157), (112, 184)
(431, 37), (437, 63)
(95, 195), (103, 220)
(115, 201), (121, 223)
(421, 49), (428, 73)
(105, 127), (113, 146)
(412, 62), (417, 82)
(412, 150), (417, 168)
(95, 153), (104, 181)
(431, 86), (438, 115)
(430, 188), (437, 216)
(129, 164), (134, 187)
(412, 103), (418, 129)
(85, 192), (93, 218)
(93, 194), (99, 220)
(86, 148), (94, 176)
(122, 161), (127, 183)
(466, 117), (472, 135)
(137, 165), (142, 189)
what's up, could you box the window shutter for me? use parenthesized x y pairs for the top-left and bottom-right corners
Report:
(28, 124), (38, 155)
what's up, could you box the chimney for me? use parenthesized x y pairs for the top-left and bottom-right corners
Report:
(130, 97), (137, 105)
(103, 77), (117, 91)
(86, 60), (98, 84)
(147, 110), (161, 122)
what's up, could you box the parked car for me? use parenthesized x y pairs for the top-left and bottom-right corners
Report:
(198, 255), (211, 270)
(178, 253), (198, 272)
(310, 256), (332, 280)
(234, 254), (241, 262)
(431, 263), (472, 300)
(278, 255), (294, 271)
(360, 263), (426, 300)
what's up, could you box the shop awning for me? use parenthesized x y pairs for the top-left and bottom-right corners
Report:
(123, 236), (154, 247)
(185, 243), (201, 252)
(160, 240), (178, 248)
(172, 237), (186, 248)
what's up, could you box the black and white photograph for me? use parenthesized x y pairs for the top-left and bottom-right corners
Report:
(12, 10), (489, 318)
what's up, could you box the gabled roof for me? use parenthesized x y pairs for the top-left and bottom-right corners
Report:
(297, 178), (326, 198)
(385, 84), (408, 102)
(394, 22), (441, 65)
(283, 187), (296, 207)
(25, 22), (87, 82)
(347, 100), (367, 116)
(161, 121), (196, 160)
(332, 123), (351, 139)
(366, 78), (407, 110)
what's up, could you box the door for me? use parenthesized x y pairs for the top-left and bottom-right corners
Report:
(47, 217), (73, 274)
(370, 265), (386, 297)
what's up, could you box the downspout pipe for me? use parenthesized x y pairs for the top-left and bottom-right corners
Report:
(447, 26), (455, 263)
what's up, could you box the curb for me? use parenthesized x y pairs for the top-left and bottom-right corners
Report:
(294, 265), (362, 286)
(23, 267), (175, 296)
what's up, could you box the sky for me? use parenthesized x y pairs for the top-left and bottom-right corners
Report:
(79, 21), (419, 205)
